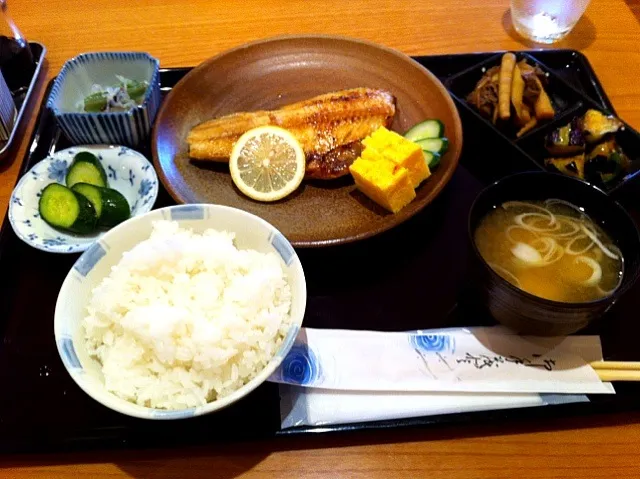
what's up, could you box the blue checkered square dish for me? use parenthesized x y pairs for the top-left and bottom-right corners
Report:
(46, 52), (160, 148)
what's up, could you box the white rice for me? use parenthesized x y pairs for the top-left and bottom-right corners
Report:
(83, 220), (292, 410)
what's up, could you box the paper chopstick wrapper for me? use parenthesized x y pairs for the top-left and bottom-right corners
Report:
(279, 386), (590, 428)
(270, 327), (613, 395)
(0, 70), (16, 141)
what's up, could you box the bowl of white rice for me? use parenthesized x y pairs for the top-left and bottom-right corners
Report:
(54, 204), (306, 419)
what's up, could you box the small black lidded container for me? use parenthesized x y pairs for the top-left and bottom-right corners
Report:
(0, 0), (35, 93)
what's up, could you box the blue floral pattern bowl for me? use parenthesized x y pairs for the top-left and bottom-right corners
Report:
(54, 204), (306, 419)
(8, 145), (159, 253)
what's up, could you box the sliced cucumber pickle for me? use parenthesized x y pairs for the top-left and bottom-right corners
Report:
(72, 183), (131, 227)
(66, 152), (108, 188)
(404, 119), (445, 141)
(415, 137), (449, 155)
(422, 150), (441, 169)
(38, 183), (98, 234)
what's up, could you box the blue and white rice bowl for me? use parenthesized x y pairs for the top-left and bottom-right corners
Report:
(46, 52), (160, 148)
(8, 145), (158, 253)
(54, 204), (306, 420)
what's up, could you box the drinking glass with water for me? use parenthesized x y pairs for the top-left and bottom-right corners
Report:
(511, 0), (591, 43)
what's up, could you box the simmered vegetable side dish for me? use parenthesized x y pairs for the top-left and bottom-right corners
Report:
(466, 53), (555, 137)
(81, 76), (149, 113)
(545, 109), (630, 184)
(39, 152), (131, 234)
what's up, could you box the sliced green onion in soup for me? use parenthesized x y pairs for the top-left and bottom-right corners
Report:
(574, 256), (603, 287)
(580, 225), (619, 260)
(565, 234), (594, 255)
(503, 201), (557, 225)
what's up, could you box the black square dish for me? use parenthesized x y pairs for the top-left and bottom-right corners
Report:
(444, 51), (640, 196)
(445, 52), (584, 140)
(531, 50), (615, 112)
(516, 100), (640, 194)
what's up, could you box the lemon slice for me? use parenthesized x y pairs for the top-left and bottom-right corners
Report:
(229, 126), (306, 202)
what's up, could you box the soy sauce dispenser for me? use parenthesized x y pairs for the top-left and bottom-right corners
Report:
(0, 0), (35, 92)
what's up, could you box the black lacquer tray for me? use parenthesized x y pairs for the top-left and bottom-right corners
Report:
(1, 49), (640, 453)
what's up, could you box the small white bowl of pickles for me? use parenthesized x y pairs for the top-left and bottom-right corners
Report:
(8, 145), (158, 253)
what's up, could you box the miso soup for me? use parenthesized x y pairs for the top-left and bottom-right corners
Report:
(474, 199), (623, 303)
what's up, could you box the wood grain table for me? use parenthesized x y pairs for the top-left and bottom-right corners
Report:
(2, 0), (640, 477)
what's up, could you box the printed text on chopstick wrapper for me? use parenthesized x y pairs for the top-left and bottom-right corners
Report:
(456, 353), (556, 371)
(269, 328), (614, 395)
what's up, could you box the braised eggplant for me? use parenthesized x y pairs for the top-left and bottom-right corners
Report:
(545, 117), (586, 155)
(584, 139), (630, 184)
(545, 154), (586, 180)
(580, 109), (623, 143)
(543, 109), (631, 185)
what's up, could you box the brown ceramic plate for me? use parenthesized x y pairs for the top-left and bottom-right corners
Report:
(152, 35), (463, 247)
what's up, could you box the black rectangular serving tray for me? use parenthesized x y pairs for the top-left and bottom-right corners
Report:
(2, 49), (640, 454)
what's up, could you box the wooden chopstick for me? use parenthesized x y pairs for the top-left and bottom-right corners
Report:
(590, 361), (640, 382)
(594, 370), (640, 382)
(590, 361), (640, 371)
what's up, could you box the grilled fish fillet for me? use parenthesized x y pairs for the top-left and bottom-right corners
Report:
(187, 88), (396, 179)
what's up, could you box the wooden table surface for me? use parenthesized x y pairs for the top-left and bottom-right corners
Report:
(2, 0), (640, 477)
